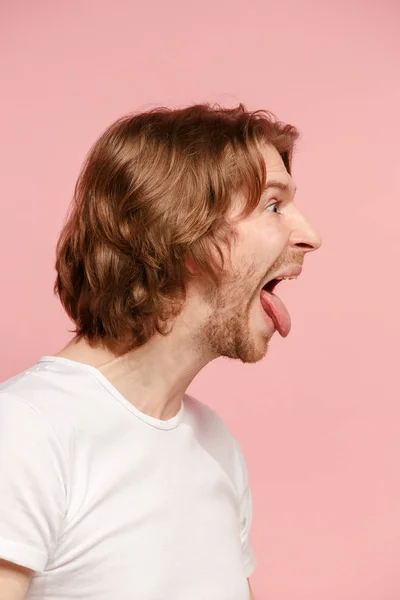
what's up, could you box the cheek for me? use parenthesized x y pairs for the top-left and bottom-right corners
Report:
(225, 223), (288, 290)
(241, 219), (288, 254)
(263, 221), (289, 247)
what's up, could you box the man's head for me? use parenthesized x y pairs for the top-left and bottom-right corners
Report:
(55, 104), (321, 362)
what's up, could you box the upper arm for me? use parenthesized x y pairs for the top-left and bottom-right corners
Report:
(0, 393), (66, 572)
(0, 559), (32, 600)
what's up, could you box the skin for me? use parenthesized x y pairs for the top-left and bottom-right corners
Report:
(0, 561), (32, 600)
(1, 143), (321, 599)
(249, 581), (255, 600)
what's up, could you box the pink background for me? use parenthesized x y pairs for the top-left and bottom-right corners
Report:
(1, 1), (400, 598)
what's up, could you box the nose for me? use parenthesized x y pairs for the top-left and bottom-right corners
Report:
(288, 206), (322, 254)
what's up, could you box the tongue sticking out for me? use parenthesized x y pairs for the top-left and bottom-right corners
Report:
(260, 288), (291, 337)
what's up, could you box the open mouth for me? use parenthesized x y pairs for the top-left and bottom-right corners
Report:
(262, 278), (281, 294)
(260, 275), (299, 338)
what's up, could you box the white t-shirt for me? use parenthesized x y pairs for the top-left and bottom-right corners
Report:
(0, 356), (256, 600)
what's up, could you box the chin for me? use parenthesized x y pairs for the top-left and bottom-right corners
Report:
(222, 321), (272, 364)
(203, 297), (274, 364)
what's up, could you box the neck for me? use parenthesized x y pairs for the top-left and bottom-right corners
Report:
(55, 304), (215, 421)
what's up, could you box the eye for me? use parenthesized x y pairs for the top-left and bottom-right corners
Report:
(266, 200), (283, 215)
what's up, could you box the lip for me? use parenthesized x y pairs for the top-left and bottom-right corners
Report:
(274, 265), (303, 280)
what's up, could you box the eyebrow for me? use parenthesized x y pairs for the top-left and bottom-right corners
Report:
(263, 180), (297, 194)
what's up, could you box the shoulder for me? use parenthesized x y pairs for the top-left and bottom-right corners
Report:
(0, 363), (75, 458)
(0, 360), (101, 442)
(0, 362), (64, 414)
(0, 390), (66, 459)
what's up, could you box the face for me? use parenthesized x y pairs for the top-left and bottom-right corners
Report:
(191, 143), (322, 364)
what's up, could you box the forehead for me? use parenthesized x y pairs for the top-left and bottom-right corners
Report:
(261, 144), (296, 191)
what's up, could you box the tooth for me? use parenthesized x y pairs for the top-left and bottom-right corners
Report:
(275, 275), (298, 281)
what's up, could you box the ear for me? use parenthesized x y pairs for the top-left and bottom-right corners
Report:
(184, 255), (199, 276)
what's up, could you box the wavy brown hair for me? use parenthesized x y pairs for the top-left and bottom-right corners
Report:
(54, 103), (299, 354)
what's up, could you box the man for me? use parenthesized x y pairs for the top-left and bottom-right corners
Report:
(0, 103), (321, 599)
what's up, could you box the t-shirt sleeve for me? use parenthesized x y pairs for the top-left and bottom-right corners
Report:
(0, 392), (67, 572)
(234, 440), (257, 578)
